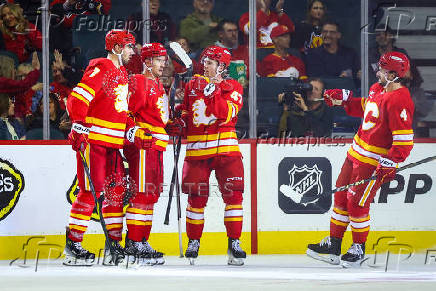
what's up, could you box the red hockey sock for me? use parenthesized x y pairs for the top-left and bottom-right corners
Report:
(68, 190), (94, 242)
(186, 205), (204, 240)
(224, 204), (243, 239)
(329, 207), (349, 239)
(126, 193), (153, 242)
(102, 196), (124, 241)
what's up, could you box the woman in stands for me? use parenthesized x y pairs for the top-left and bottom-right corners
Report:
(292, 0), (326, 54)
(0, 2), (42, 63)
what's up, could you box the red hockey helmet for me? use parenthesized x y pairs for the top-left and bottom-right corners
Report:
(105, 29), (136, 51)
(378, 51), (410, 78)
(141, 43), (167, 62)
(200, 45), (232, 68)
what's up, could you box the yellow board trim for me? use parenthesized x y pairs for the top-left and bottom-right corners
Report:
(77, 82), (95, 96)
(2, 231), (436, 260)
(186, 145), (240, 157)
(187, 131), (237, 142)
(86, 117), (126, 130)
(186, 218), (205, 225)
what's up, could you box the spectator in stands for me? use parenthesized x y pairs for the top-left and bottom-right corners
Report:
(180, 0), (222, 53)
(277, 77), (332, 137)
(292, 0), (326, 54)
(0, 51), (39, 94)
(128, 0), (176, 45)
(26, 92), (66, 139)
(215, 19), (249, 86)
(0, 3), (42, 63)
(13, 61), (42, 123)
(260, 25), (306, 78)
(305, 21), (360, 82)
(0, 93), (25, 140)
(239, 0), (294, 48)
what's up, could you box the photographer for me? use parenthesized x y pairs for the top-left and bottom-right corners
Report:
(278, 77), (333, 137)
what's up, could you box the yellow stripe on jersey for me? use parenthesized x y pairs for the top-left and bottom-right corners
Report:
(137, 122), (167, 134)
(155, 140), (168, 148)
(77, 82), (95, 96)
(361, 97), (366, 111)
(186, 145), (240, 157)
(392, 129), (413, 135)
(187, 207), (204, 213)
(126, 208), (153, 215)
(85, 117), (126, 130)
(71, 91), (90, 105)
(223, 101), (233, 124)
(348, 148), (379, 166)
(333, 207), (348, 215)
(354, 135), (389, 155)
(187, 131), (237, 142)
(88, 133), (124, 145)
(393, 141), (414, 146)
(331, 218), (349, 227)
(351, 216), (370, 222)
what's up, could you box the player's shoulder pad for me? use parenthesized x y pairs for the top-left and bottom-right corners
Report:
(88, 58), (113, 69)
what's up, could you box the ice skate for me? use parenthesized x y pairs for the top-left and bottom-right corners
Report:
(103, 237), (125, 266)
(341, 243), (365, 268)
(63, 230), (95, 266)
(185, 239), (200, 265)
(124, 236), (147, 265)
(141, 239), (165, 265)
(306, 236), (341, 265)
(227, 238), (246, 266)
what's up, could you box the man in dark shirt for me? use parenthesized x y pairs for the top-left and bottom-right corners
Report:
(305, 21), (360, 81)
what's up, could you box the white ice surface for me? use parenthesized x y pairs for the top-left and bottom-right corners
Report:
(1, 255), (436, 291)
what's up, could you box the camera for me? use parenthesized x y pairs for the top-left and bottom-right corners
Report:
(280, 78), (313, 106)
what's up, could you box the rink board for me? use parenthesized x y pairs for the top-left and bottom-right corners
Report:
(0, 140), (435, 260)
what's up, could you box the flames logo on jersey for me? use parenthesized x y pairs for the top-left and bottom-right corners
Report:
(157, 94), (169, 124)
(113, 84), (128, 113)
(192, 99), (217, 127)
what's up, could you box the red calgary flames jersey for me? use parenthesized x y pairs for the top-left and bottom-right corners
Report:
(345, 83), (414, 166)
(67, 58), (130, 149)
(128, 74), (170, 151)
(181, 75), (243, 160)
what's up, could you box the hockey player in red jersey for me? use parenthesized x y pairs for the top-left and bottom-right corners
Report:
(175, 45), (246, 265)
(307, 52), (414, 267)
(64, 30), (153, 266)
(123, 43), (169, 265)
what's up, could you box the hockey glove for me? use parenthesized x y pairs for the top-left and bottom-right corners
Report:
(166, 117), (186, 137)
(376, 157), (398, 184)
(126, 126), (154, 150)
(68, 122), (89, 152)
(323, 89), (353, 107)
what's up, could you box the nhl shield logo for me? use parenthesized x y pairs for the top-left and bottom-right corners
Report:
(278, 157), (331, 214)
(280, 165), (323, 206)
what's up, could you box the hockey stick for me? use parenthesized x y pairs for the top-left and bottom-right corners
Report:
(163, 41), (193, 257)
(332, 155), (436, 193)
(77, 150), (118, 262)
